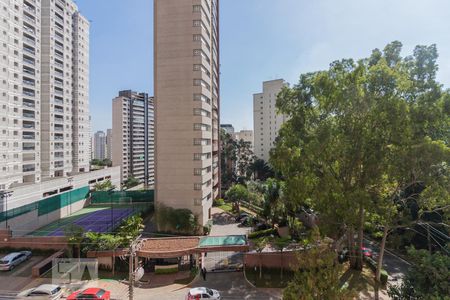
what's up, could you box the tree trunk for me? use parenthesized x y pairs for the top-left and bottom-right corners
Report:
(348, 227), (356, 269)
(355, 203), (364, 270)
(280, 250), (283, 280)
(375, 225), (389, 300)
(259, 255), (262, 279)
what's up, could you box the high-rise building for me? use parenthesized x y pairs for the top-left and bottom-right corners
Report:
(154, 0), (220, 225)
(112, 90), (154, 187)
(253, 79), (287, 162)
(0, 0), (89, 189)
(220, 124), (234, 135)
(234, 130), (254, 151)
(93, 131), (106, 160)
(106, 128), (112, 160)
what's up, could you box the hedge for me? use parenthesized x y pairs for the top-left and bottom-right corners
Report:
(155, 267), (178, 275)
(248, 228), (277, 239)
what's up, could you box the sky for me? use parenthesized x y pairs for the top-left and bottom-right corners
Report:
(76, 0), (450, 133)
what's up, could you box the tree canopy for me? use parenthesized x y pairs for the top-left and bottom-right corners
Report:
(271, 41), (450, 270)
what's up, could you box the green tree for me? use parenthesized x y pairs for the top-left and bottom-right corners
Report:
(83, 232), (124, 252)
(388, 248), (450, 300)
(220, 129), (237, 188)
(117, 215), (144, 243)
(236, 139), (254, 181)
(225, 184), (250, 211)
(283, 243), (356, 300)
(64, 224), (84, 258)
(93, 179), (115, 191)
(123, 176), (140, 189)
(250, 158), (274, 181)
(271, 41), (450, 271)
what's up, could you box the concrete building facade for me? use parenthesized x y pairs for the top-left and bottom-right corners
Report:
(253, 79), (287, 162)
(234, 130), (254, 151)
(154, 0), (220, 225)
(112, 90), (154, 187)
(106, 128), (112, 160)
(220, 124), (234, 135)
(93, 130), (106, 160)
(0, 0), (89, 190)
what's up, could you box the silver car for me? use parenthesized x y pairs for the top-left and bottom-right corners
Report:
(17, 284), (63, 300)
(0, 251), (32, 271)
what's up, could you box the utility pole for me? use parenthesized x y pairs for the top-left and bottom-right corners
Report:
(128, 235), (142, 300)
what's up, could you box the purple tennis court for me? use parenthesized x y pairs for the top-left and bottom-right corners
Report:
(30, 206), (140, 236)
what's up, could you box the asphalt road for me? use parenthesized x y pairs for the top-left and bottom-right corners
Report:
(364, 239), (410, 281)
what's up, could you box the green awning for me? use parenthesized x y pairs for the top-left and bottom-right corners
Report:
(199, 235), (247, 247)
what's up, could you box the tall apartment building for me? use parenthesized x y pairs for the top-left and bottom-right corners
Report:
(253, 79), (287, 162)
(220, 124), (234, 135)
(234, 130), (254, 151)
(105, 128), (112, 160)
(154, 0), (220, 225)
(0, 0), (89, 189)
(93, 130), (106, 160)
(112, 90), (154, 187)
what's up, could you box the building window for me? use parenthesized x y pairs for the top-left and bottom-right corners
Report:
(193, 5), (201, 12)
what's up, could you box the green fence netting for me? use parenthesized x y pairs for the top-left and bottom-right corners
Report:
(0, 186), (90, 222)
(90, 190), (154, 204)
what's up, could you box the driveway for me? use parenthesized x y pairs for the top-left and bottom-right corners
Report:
(0, 256), (45, 294)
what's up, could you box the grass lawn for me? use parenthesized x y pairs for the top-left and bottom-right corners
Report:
(217, 202), (233, 213)
(245, 267), (294, 288)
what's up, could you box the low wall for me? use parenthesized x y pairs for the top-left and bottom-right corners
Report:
(0, 229), (67, 250)
(32, 249), (65, 277)
(244, 251), (299, 271)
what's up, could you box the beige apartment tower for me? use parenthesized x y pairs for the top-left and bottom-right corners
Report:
(253, 79), (287, 162)
(0, 0), (89, 189)
(154, 0), (220, 225)
(112, 90), (154, 187)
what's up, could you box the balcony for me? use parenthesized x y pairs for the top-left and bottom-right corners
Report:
(23, 88), (35, 97)
(54, 80), (63, 87)
(54, 135), (64, 141)
(54, 60), (64, 68)
(23, 46), (35, 56)
(23, 153), (35, 162)
(54, 116), (64, 123)
(55, 22), (64, 32)
(55, 43), (63, 51)
(54, 143), (64, 150)
(23, 143), (35, 151)
(23, 132), (35, 140)
(54, 89), (63, 96)
(23, 111), (35, 119)
(23, 121), (35, 129)
(23, 56), (35, 66)
(54, 152), (64, 158)
(54, 125), (64, 132)
(54, 107), (64, 113)
(22, 99), (35, 108)
(54, 98), (64, 105)
(55, 13), (64, 24)
(54, 161), (64, 168)
(23, 25), (35, 35)
(23, 34), (35, 46)
(23, 4), (36, 14)
(23, 13), (35, 24)
(23, 78), (35, 86)
(23, 66), (35, 76)
(23, 164), (35, 172)
(55, 34), (63, 42)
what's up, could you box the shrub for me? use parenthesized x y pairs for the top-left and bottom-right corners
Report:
(213, 198), (225, 206)
(155, 204), (200, 234)
(380, 270), (388, 285)
(155, 267), (178, 275)
(248, 228), (277, 239)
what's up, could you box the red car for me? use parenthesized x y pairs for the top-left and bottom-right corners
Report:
(361, 247), (373, 258)
(67, 288), (110, 300)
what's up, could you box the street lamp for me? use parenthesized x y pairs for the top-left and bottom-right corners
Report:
(67, 177), (74, 216)
(107, 187), (115, 232)
(0, 190), (13, 230)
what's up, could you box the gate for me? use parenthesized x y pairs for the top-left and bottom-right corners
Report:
(203, 251), (244, 272)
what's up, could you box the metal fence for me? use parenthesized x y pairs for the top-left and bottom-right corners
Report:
(90, 190), (154, 205)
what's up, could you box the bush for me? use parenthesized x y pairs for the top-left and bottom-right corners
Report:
(248, 228), (277, 239)
(155, 267), (178, 275)
(380, 270), (388, 285)
(213, 198), (225, 206)
(155, 204), (200, 235)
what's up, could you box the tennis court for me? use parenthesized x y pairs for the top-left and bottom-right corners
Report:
(29, 204), (148, 237)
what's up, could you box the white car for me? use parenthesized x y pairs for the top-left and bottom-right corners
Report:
(0, 251), (32, 271)
(17, 284), (63, 299)
(186, 287), (221, 300)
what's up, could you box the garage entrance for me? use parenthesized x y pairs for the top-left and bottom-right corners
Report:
(198, 235), (247, 272)
(203, 251), (244, 272)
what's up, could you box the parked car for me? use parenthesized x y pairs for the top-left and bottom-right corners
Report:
(18, 284), (63, 299)
(186, 287), (221, 300)
(236, 212), (250, 222)
(0, 251), (32, 271)
(338, 247), (374, 263)
(67, 288), (110, 300)
(361, 247), (373, 258)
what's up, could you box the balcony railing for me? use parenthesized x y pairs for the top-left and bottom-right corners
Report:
(23, 35), (35, 45)
(54, 117), (64, 123)
(23, 79), (35, 86)
(54, 81), (63, 87)
(54, 107), (64, 113)
(23, 145), (35, 151)
(22, 101), (35, 108)
(23, 14), (35, 24)
(55, 43), (63, 51)
(54, 61), (64, 68)
(23, 134), (35, 140)
(23, 67), (35, 76)
(54, 135), (64, 140)
(54, 90), (63, 96)
(23, 165), (35, 172)
(54, 144), (64, 149)
(23, 90), (35, 97)
(54, 98), (64, 105)
(23, 123), (35, 129)
(23, 25), (35, 35)
(54, 52), (64, 59)
(23, 57), (35, 66)
(23, 4), (36, 14)
(23, 112), (35, 118)
(54, 162), (64, 168)
(54, 126), (64, 132)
